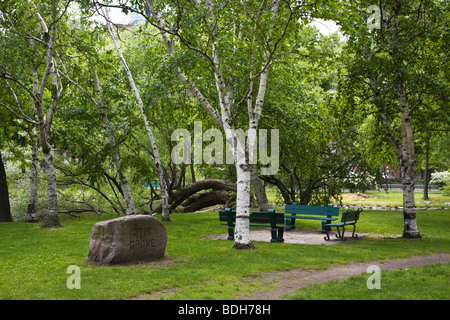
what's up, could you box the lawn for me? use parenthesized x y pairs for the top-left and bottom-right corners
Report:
(0, 206), (449, 300)
(266, 188), (450, 208)
(339, 191), (450, 208)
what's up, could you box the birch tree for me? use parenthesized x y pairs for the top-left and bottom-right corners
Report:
(0, 0), (63, 228)
(337, 0), (448, 238)
(102, 0), (311, 248)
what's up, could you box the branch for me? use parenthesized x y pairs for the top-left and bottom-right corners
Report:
(0, 69), (38, 102)
(0, 102), (38, 125)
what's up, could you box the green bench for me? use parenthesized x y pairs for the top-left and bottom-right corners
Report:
(219, 208), (287, 243)
(324, 208), (362, 241)
(284, 202), (340, 233)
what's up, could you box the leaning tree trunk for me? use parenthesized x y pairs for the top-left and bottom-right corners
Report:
(0, 152), (13, 222)
(180, 190), (232, 213)
(103, 7), (169, 220)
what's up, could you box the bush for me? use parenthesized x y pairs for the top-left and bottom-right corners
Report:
(430, 171), (450, 196)
(9, 172), (48, 221)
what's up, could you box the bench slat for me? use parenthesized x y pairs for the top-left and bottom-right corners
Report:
(285, 203), (339, 217)
(284, 203), (340, 232)
(285, 216), (337, 221)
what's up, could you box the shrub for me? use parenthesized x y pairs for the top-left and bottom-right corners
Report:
(430, 171), (450, 196)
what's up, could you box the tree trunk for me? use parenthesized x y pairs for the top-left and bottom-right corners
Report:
(180, 190), (231, 213)
(190, 162), (196, 183)
(25, 128), (39, 223)
(40, 143), (61, 228)
(233, 162), (254, 249)
(0, 152), (13, 222)
(250, 165), (269, 211)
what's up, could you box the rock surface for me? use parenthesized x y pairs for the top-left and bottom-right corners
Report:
(88, 215), (167, 264)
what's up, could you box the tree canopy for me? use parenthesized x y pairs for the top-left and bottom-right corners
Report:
(0, 0), (448, 243)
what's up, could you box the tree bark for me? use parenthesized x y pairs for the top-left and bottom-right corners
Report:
(0, 152), (13, 222)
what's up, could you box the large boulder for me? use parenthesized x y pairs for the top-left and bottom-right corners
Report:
(88, 215), (167, 264)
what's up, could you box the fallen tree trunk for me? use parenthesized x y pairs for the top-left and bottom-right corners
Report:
(152, 179), (237, 214)
(180, 190), (233, 213)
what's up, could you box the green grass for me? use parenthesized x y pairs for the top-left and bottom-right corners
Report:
(0, 209), (449, 300)
(266, 188), (450, 208)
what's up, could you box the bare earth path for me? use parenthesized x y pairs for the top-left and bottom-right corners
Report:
(133, 253), (450, 300)
(236, 253), (450, 300)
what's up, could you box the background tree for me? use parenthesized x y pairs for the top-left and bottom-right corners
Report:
(335, 0), (449, 238)
(0, 0), (64, 228)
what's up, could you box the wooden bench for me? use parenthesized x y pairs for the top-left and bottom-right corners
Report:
(219, 208), (287, 243)
(324, 208), (362, 241)
(284, 203), (340, 233)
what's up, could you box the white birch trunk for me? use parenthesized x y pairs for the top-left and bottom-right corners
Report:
(234, 162), (252, 248)
(102, 7), (170, 220)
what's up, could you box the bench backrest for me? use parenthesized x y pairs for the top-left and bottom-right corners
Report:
(219, 208), (285, 225)
(341, 209), (361, 223)
(284, 203), (339, 217)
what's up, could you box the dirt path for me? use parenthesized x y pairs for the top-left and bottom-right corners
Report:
(133, 253), (450, 300)
(236, 253), (450, 300)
